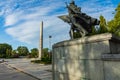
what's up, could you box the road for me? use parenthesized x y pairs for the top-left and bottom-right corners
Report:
(0, 63), (39, 80)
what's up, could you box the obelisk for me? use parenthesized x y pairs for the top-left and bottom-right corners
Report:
(39, 21), (43, 59)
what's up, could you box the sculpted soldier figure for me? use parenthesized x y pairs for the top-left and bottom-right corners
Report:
(59, 0), (100, 39)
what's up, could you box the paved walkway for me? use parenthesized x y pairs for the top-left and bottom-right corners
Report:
(0, 63), (38, 80)
(4, 58), (52, 80)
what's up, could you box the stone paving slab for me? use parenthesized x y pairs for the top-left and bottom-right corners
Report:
(4, 58), (52, 80)
(0, 63), (39, 80)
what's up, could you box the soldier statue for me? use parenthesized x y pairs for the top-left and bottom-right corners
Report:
(59, 0), (100, 39)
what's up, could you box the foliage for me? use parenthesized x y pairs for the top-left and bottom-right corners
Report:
(29, 48), (38, 58)
(98, 3), (120, 36)
(6, 49), (12, 58)
(41, 48), (52, 64)
(31, 59), (51, 64)
(31, 48), (52, 64)
(107, 3), (120, 36)
(12, 50), (17, 55)
(99, 15), (108, 33)
(17, 46), (29, 56)
(0, 43), (12, 58)
(42, 48), (49, 58)
(43, 48), (52, 60)
(115, 3), (120, 19)
(12, 53), (19, 58)
(11, 50), (19, 58)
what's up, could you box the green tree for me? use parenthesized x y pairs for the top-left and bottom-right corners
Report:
(6, 49), (12, 58)
(115, 3), (120, 19)
(41, 48), (51, 64)
(17, 46), (29, 56)
(96, 3), (120, 37)
(30, 48), (38, 58)
(12, 50), (17, 55)
(91, 26), (98, 35)
(107, 3), (120, 36)
(114, 3), (120, 36)
(43, 48), (49, 58)
(11, 50), (19, 58)
(0, 43), (12, 58)
(31, 48), (52, 64)
(99, 15), (108, 33)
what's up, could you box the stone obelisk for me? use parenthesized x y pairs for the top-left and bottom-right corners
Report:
(39, 21), (43, 59)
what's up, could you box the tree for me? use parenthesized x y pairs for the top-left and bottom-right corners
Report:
(0, 43), (12, 58)
(96, 3), (120, 37)
(107, 3), (120, 36)
(6, 49), (12, 58)
(114, 3), (120, 36)
(11, 50), (19, 58)
(41, 48), (51, 64)
(17, 46), (29, 56)
(12, 50), (17, 55)
(115, 3), (120, 19)
(30, 48), (38, 58)
(43, 48), (49, 57)
(99, 15), (108, 33)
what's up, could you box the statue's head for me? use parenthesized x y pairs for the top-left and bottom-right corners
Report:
(70, 0), (75, 4)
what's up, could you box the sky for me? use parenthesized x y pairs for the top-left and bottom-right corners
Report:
(0, 0), (119, 50)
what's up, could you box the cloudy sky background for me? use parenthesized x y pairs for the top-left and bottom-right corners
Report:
(0, 0), (119, 50)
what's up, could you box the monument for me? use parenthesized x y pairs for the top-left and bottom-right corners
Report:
(59, 0), (99, 39)
(39, 21), (43, 59)
(52, 1), (120, 80)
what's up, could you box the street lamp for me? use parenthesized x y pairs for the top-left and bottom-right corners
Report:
(49, 35), (52, 59)
(49, 35), (52, 51)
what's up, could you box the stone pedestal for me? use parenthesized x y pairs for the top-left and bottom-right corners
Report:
(52, 33), (120, 80)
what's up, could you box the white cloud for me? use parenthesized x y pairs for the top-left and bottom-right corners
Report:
(4, 1), (69, 46)
(4, 6), (52, 26)
(3, 0), (117, 48)
(4, 0), (64, 26)
(5, 20), (40, 44)
(5, 12), (21, 26)
(5, 15), (70, 45)
(89, 7), (114, 20)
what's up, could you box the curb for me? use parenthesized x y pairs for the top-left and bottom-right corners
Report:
(4, 62), (41, 80)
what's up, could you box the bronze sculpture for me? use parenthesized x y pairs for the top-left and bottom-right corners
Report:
(59, 0), (100, 39)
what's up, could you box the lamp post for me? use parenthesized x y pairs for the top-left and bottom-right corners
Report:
(49, 35), (52, 59)
(49, 35), (52, 51)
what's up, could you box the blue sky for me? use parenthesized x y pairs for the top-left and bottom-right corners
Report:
(0, 0), (119, 50)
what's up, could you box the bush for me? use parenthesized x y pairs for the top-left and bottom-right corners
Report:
(11, 54), (19, 58)
(31, 57), (52, 64)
